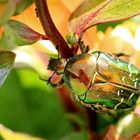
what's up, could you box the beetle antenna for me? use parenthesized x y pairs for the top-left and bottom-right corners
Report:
(47, 72), (56, 85)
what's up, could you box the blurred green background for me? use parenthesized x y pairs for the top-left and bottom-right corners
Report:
(0, 69), (89, 140)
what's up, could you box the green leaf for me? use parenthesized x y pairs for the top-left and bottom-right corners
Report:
(117, 113), (140, 138)
(69, 0), (140, 36)
(3, 20), (47, 46)
(0, 51), (15, 88)
(0, 32), (15, 50)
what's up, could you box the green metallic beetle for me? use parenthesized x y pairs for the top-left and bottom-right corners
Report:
(47, 35), (140, 112)
(63, 51), (140, 112)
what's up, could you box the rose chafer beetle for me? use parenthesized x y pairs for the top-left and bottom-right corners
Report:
(64, 51), (140, 112)
(47, 35), (140, 112)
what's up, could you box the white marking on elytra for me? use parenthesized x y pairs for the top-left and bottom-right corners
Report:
(134, 81), (137, 88)
(117, 59), (120, 62)
(129, 73), (132, 77)
(122, 76), (125, 82)
(120, 90), (123, 93)
(129, 93), (135, 99)
(114, 98), (124, 110)
(117, 90), (120, 96)
(128, 63), (132, 77)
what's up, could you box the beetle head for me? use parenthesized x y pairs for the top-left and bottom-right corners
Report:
(48, 58), (66, 74)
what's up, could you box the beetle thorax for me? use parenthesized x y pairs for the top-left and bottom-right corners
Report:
(64, 53), (98, 96)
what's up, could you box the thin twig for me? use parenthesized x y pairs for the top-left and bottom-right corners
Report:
(34, 0), (73, 59)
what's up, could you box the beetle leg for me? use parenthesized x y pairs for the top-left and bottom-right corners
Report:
(39, 72), (55, 84)
(48, 73), (64, 87)
(50, 78), (64, 87)
(40, 72), (64, 87)
(112, 52), (130, 58)
(47, 72), (56, 84)
(112, 52), (131, 62)
(78, 39), (89, 53)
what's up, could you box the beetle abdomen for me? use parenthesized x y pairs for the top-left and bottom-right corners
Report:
(77, 81), (139, 111)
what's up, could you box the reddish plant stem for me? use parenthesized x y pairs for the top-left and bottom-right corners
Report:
(77, 0), (112, 37)
(34, 0), (73, 59)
